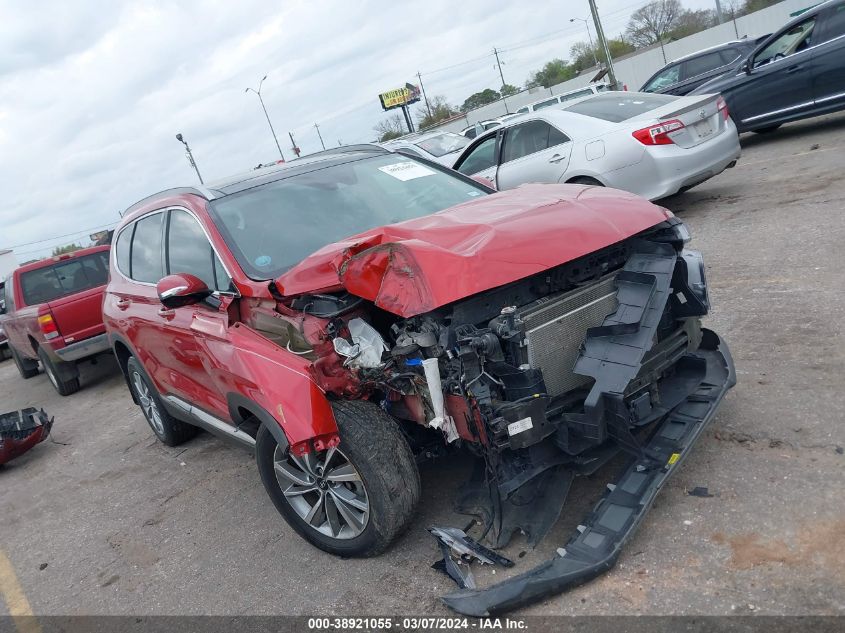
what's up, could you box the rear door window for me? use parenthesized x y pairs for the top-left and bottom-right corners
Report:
(682, 51), (728, 79)
(502, 120), (570, 164)
(20, 252), (110, 305)
(559, 88), (594, 102)
(130, 213), (164, 283)
(532, 97), (560, 111)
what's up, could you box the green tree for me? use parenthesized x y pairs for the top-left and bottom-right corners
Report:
(52, 243), (82, 256)
(417, 96), (458, 129)
(460, 88), (501, 112)
(500, 84), (519, 97)
(739, 0), (781, 14)
(569, 39), (635, 73)
(525, 59), (577, 89)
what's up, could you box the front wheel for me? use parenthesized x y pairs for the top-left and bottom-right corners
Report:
(126, 357), (196, 446)
(256, 400), (420, 557)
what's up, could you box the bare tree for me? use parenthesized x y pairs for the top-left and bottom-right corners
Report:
(373, 113), (405, 141)
(625, 0), (683, 47)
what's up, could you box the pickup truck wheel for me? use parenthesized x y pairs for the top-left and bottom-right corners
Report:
(37, 347), (80, 396)
(126, 357), (196, 446)
(256, 400), (420, 557)
(10, 345), (39, 379)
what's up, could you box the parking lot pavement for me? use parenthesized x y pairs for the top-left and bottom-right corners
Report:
(1, 112), (844, 618)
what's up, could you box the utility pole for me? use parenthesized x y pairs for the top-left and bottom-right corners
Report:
(288, 131), (301, 158)
(175, 133), (203, 184)
(715, 0), (725, 24)
(492, 47), (511, 113)
(314, 123), (326, 151)
(417, 72), (433, 119)
(587, 0), (619, 90)
(245, 74), (285, 161)
(400, 105), (415, 133)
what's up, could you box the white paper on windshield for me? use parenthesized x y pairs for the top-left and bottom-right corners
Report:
(378, 162), (436, 181)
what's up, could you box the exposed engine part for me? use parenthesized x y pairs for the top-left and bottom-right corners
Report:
(288, 291), (364, 317)
(332, 318), (388, 369)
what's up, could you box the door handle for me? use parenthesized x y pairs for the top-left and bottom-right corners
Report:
(115, 298), (131, 311)
(548, 154), (566, 163)
(786, 64), (803, 73)
(157, 307), (176, 320)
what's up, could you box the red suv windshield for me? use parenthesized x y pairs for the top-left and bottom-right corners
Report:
(208, 154), (488, 279)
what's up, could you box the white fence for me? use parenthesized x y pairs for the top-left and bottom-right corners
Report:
(430, 0), (811, 134)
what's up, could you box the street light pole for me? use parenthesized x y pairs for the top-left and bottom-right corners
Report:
(175, 133), (204, 184)
(245, 75), (285, 161)
(570, 17), (600, 68)
(587, 0), (619, 90)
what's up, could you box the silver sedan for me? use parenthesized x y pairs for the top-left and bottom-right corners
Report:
(451, 92), (741, 200)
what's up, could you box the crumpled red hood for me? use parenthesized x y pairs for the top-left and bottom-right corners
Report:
(275, 184), (670, 317)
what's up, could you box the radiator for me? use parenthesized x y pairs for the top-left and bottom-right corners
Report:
(519, 274), (619, 397)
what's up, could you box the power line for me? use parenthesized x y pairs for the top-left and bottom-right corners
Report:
(2, 221), (119, 251)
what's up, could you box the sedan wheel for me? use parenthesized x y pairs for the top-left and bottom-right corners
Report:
(273, 445), (370, 539)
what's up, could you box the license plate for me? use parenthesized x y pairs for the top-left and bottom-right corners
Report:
(694, 120), (713, 138)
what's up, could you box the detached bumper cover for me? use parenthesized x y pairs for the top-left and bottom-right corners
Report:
(0, 408), (54, 465)
(442, 328), (735, 616)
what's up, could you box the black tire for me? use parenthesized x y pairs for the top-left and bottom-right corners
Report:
(567, 176), (604, 187)
(37, 347), (80, 396)
(753, 125), (781, 134)
(256, 400), (420, 557)
(0, 346), (10, 362)
(126, 357), (196, 446)
(10, 345), (39, 379)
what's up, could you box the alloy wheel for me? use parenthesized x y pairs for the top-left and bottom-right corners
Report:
(273, 444), (370, 539)
(132, 371), (164, 435)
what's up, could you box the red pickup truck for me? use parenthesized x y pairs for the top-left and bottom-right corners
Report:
(0, 246), (112, 395)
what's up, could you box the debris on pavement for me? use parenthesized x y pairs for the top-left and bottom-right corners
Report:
(688, 486), (714, 497)
(429, 527), (514, 590)
(0, 408), (54, 465)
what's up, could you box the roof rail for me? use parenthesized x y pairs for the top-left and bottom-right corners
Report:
(306, 144), (389, 157)
(121, 186), (222, 217)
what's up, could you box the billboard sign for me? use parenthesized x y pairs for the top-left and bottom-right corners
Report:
(378, 83), (421, 111)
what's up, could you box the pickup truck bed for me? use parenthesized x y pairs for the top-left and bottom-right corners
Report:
(0, 245), (112, 395)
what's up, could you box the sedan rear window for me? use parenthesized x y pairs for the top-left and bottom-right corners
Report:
(564, 93), (677, 122)
(20, 252), (109, 306)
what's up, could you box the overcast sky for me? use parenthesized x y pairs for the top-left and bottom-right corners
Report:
(0, 0), (715, 262)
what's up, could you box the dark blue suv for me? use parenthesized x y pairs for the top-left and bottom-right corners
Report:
(691, 0), (845, 133)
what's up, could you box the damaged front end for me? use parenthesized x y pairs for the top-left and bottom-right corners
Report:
(253, 215), (734, 614)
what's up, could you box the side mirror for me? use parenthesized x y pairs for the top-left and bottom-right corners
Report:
(156, 273), (211, 309)
(742, 60), (752, 75)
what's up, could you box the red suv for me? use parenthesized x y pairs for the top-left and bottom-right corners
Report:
(104, 147), (734, 615)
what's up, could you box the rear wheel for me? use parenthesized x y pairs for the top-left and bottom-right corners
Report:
(256, 400), (420, 557)
(38, 347), (80, 396)
(126, 357), (196, 446)
(10, 345), (39, 379)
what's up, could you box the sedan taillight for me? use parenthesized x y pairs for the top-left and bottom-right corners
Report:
(632, 119), (685, 146)
(717, 96), (729, 120)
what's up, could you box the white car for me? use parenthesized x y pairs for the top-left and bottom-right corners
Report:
(459, 120), (502, 139)
(382, 132), (470, 166)
(514, 83), (611, 115)
(452, 91), (741, 201)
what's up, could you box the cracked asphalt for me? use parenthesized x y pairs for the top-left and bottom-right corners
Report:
(1, 111), (844, 617)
